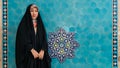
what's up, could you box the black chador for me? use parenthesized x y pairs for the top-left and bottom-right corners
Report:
(15, 4), (51, 68)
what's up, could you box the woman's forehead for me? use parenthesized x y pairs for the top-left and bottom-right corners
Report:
(30, 5), (38, 10)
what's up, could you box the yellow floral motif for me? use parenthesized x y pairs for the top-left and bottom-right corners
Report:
(48, 28), (79, 63)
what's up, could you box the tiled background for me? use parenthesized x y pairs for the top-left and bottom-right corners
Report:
(118, 0), (120, 68)
(0, 1), (2, 68)
(8, 0), (112, 68)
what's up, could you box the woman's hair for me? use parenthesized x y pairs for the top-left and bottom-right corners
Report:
(30, 4), (38, 11)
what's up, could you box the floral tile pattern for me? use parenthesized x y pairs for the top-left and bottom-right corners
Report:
(48, 28), (79, 63)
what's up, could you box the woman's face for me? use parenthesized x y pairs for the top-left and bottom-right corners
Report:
(30, 7), (38, 20)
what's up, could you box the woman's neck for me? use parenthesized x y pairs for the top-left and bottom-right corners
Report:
(33, 20), (37, 23)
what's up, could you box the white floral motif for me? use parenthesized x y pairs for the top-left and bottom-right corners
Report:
(48, 28), (79, 63)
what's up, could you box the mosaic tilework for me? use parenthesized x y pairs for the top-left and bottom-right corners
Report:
(7, 0), (112, 68)
(113, 0), (118, 68)
(0, 0), (2, 68)
(48, 28), (79, 63)
(2, 0), (8, 68)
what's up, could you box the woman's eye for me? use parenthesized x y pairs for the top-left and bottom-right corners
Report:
(30, 10), (33, 12)
(30, 8), (38, 12)
(35, 10), (38, 12)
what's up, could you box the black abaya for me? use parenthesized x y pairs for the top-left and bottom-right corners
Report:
(15, 4), (51, 68)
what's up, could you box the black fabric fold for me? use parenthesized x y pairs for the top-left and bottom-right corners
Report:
(15, 4), (51, 68)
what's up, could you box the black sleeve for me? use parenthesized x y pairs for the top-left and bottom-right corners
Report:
(16, 23), (33, 66)
(41, 24), (48, 52)
(20, 23), (33, 52)
(24, 30), (33, 52)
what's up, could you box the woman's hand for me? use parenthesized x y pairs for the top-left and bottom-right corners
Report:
(38, 50), (44, 60)
(31, 49), (39, 59)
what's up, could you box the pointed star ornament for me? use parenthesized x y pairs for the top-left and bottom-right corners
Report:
(48, 28), (79, 63)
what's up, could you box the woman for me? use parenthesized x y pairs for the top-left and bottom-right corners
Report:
(15, 4), (51, 68)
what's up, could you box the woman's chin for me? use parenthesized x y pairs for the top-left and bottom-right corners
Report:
(32, 17), (37, 20)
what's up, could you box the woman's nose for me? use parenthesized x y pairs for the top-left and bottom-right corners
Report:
(33, 12), (36, 15)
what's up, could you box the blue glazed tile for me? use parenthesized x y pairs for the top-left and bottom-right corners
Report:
(8, 0), (112, 68)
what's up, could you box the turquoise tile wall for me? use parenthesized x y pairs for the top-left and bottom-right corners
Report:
(8, 0), (112, 68)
